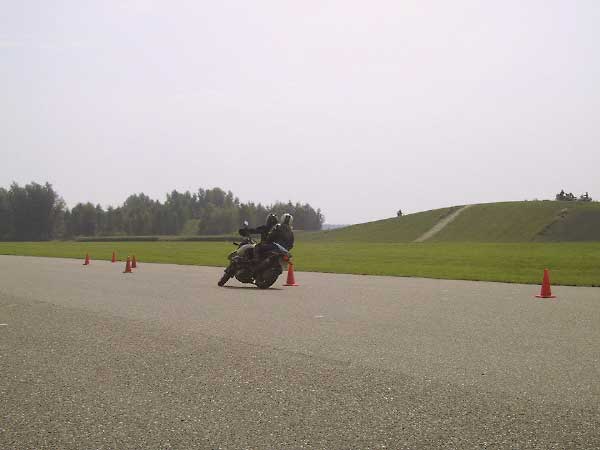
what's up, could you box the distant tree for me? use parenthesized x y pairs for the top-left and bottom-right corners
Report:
(397, 209), (403, 217)
(579, 192), (593, 202)
(102, 206), (121, 235)
(121, 194), (156, 235)
(164, 190), (194, 234)
(266, 201), (324, 230)
(95, 204), (105, 234)
(52, 198), (67, 238)
(70, 202), (99, 236)
(204, 187), (227, 208)
(0, 188), (12, 240)
(555, 190), (566, 201)
(0, 182), (324, 239)
(197, 204), (239, 234)
(6, 182), (64, 240)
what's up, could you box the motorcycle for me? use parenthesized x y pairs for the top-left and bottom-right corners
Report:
(218, 222), (292, 289)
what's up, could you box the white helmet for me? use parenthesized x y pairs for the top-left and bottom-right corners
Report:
(281, 213), (293, 226)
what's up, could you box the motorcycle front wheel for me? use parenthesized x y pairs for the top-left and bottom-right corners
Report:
(218, 265), (234, 286)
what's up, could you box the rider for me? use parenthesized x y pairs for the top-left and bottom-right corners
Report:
(241, 214), (279, 260)
(242, 213), (279, 242)
(248, 213), (295, 261)
(266, 213), (294, 251)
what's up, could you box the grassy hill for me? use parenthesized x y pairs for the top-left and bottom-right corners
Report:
(301, 206), (461, 242)
(302, 201), (600, 243)
(534, 203), (600, 241)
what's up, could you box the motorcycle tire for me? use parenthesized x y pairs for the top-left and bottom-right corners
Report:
(218, 267), (233, 287)
(255, 267), (280, 289)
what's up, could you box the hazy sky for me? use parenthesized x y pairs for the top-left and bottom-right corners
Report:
(2, 1), (599, 224)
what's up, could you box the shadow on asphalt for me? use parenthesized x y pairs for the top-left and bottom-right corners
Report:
(222, 285), (283, 291)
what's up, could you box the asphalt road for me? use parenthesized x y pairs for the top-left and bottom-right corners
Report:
(1, 255), (599, 449)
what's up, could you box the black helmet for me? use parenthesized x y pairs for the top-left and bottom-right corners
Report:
(266, 213), (278, 228)
(282, 213), (293, 226)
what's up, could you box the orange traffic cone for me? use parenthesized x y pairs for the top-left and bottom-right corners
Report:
(111, 251), (116, 263)
(123, 256), (132, 274)
(131, 255), (137, 269)
(536, 268), (556, 298)
(83, 253), (90, 266)
(283, 262), (299, 286)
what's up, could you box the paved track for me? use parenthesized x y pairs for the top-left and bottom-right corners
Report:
(1, 255), (599, 449)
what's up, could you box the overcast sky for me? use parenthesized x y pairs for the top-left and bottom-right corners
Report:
(2, 1), (599, 224)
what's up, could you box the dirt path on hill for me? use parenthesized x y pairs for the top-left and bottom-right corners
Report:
(414, 204), (472, 242)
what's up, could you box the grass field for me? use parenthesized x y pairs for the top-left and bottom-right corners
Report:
(1, 241), (599, 287)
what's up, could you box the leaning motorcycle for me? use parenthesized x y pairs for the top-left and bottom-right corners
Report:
(218, 223), (292, 289)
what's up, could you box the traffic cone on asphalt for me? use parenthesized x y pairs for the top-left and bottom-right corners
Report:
(131, 255), (137, 269)
(123, 256), (132, 274)
(283, 262), (299, 286)
(536, 269), (556, 298)
(83, 253), (90, 266)
(111, 251), (116, 263)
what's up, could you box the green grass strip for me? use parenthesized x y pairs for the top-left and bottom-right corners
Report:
(0, 241), (599, 287)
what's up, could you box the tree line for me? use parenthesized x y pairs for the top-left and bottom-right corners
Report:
(0, 182), (324, 241)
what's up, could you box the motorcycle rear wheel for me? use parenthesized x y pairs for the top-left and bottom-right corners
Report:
(255, 267), (280, 289)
